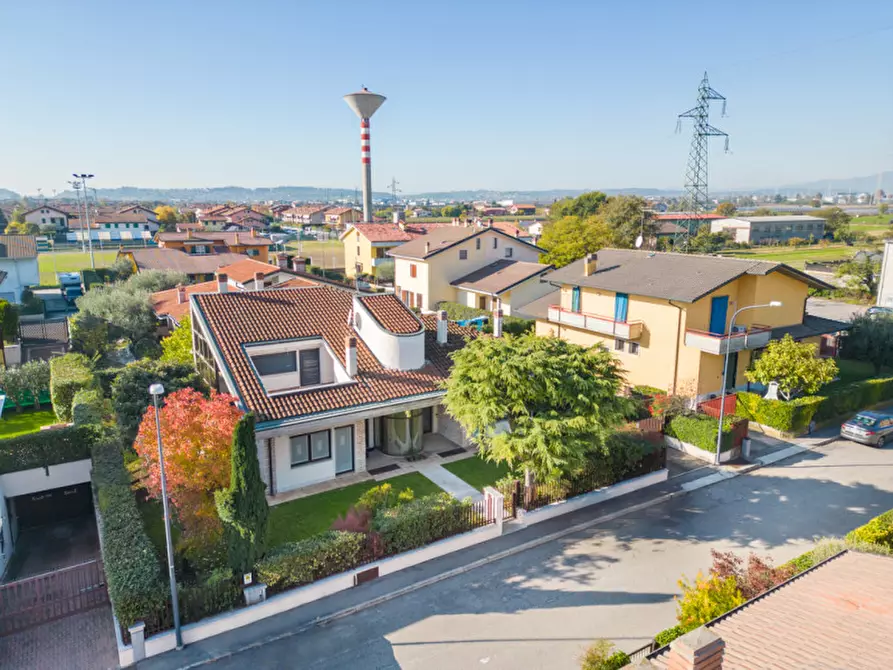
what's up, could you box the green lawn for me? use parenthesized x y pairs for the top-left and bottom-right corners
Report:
(722, 244), (860, 268)
(442, 456), (510, 492)
(285, 240), (345, 271)
(266, 472), (442, 548)
(38, 250), (118, 285)
(0, 409), (56, 438)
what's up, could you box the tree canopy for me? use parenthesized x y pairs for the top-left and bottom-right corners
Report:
(714, 202), (737, 217)
(599, 195), (656, 248)
(812, 207), (852, 239)
(745, 334), (837, 399)
(154, 205), (179, 230)
(160, 315), (194, 366)
(836, 257), (881, 298)
(443, 334), (630, 481)
(539, 216), (612, 268)
(842, 314), (893, 374)
(549, 191), (607, 219)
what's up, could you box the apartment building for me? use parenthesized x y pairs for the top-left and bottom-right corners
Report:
(710, 215), (826, 244)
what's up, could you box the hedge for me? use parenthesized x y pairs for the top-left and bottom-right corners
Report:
(654, 625), (689, 648)
(372, 493), (475, 555)
(0, 424), (97, 475)
(72, 388), (105, 426)
(846, 510), (893, 549)
(255, 531), (367, 591)
(92, 438), (166, 629)
(737, 375), (893, 434)
(94, 366), (126, 398)
(49, 353), (98, 422)
(665, 414), (742, 453)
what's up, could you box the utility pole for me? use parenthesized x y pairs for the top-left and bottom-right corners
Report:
(73, 174), (96, 268)
(67, 180), (86, 252)
(388, 176), (400, 206)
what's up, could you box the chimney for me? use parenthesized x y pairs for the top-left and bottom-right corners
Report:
(583, 252), (598, 276)
(253, 271), (265, 290)
(392, 209), (401, 224)
(398, 220), (406, 231)
(345, 336), (357, 376)
(176, 285), (186, 304)
(452, 218), (459, 227)
(216, 272), (229, 293)
(234, 233), (241, 245)
(250, 228), (257, 238)
(492, 308), (503, 338)
(424, 241), (431, 255)
(276, 252), (289, 269)
(292, 256), (307, 274)
(514, 228), (520, 238)
(186, 229), (193, 239)
(436, 310), (448, 345)
(488, 218), (494, 228)
(664, 628), (724, 670)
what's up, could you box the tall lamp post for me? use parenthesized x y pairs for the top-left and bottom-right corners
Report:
(149, 383), (183, 649)
(72, 173), (95, 269)
(714, 301), (782, 465)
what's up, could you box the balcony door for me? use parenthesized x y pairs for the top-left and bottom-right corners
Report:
(614, 293), (629, 322)
(709, 296), (729, 335)
(571, 286), (581, 313)
(333, 426), (354, 475)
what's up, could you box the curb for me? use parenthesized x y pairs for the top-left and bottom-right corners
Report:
(164, 443), (821, 669)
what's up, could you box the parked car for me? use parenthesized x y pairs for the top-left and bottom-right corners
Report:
(866, 306), (893, 317)
(840, 411), (893, 447)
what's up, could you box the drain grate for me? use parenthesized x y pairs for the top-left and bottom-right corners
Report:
(368, 464), (401, 476)
(437, 447), (467, 458)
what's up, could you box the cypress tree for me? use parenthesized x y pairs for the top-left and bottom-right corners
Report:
(215, 413), (269, 575)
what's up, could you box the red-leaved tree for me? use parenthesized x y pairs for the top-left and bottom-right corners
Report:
(134, 388), (243, 549)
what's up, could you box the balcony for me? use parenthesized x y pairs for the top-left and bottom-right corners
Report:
(547, 305), (643, 340)
(685, 325), (772, 355)
(371, 257), (394, 267)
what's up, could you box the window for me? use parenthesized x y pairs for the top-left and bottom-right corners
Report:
(252, 351), (297, 376)
(290, 430), (331, 467)
(401, 289), (409, 304)
(247, 249), (259, 257)
(416, 293), (423, 309)
(614, 339), (625, 352)
(571, 286), (581, 313)
(409, 263), (417, 278)
(357, 246), (361, 256)
(493, 237), (498, 249)
(459, 249), (468, 260)
(41, 218), (46, 224)
(193, 244), (209, 254)
(629, 342), (640, 355)
(299, 348), (321, 385)
(475, 238), (481, 250)
(505, 247), (513, 258)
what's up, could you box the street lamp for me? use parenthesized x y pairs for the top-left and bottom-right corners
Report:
(149, 383), (183, 649)
(72, 174), (95, 269)
(714, 301), (783, 465)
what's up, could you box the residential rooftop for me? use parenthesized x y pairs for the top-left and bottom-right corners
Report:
(0, 235), (37, 259)
(124, 248), (248, 274)
(450, 259), (552, 296)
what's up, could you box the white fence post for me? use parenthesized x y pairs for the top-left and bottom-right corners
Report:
(483, 486), (504, 535)
(129, 622), (146, 663)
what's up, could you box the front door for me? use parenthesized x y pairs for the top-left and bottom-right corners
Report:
(571, 286), (581, 313)
(333, 426), (354, 474)
(478, 295), (487, 310)
(726, 351), (739, 390)
(709, 296), (729, 335)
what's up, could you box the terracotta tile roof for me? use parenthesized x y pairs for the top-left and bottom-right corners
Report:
(157, 232), (270, 247)
(487, 221), (526, 238)
(326, 207), (361, 217)
(272, 275), (324, 289)
(217, 258), (285, 283)
(450, 260), (551, 295)
(151, 281), (217, 323)
(358, 294), (423, 334)
(650, 551), (893, 670)
(389, 226), (544, 260)
(93, 214), (153, 224)
(126, 248), (248, 274)
(192, 286), (478, 423)
(0, 235), (37, 258)
(24, 205), (68, 217)
(349, 224), (414, 243)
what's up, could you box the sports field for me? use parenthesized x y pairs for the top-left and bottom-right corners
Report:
(721, 244), (861, 268)
(37, 250), (118, 285)
(285, 239), (345, 270)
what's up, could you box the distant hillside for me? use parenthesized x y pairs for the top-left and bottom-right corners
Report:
(0, 188), (19, 200)
(51, 185), (390, 203)
(407, 187), (681, 202)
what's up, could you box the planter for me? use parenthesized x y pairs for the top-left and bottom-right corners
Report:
(664, 435), (740, 463)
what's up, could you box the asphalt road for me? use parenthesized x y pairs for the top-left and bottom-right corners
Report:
(206, 439), (893, 670)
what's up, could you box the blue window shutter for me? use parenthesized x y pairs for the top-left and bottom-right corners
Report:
(614, 293), (629, 322)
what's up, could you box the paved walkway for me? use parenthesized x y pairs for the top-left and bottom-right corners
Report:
(417, 463), (483, 501)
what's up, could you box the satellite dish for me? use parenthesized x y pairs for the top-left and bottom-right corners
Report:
(635, 235), (644, 248)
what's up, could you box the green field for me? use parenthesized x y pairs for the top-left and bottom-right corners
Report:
(722, 244), (861, 268)
(285, 239), (345, 271)
(38, 250), (118, 285)
(0, 409), (56, 438)
(851, 215), (893, 236)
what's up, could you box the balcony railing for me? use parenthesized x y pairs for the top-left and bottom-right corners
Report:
(371, 257), (394, 267)
(684, 325), (772, 355)
(547, 305), (643, 340)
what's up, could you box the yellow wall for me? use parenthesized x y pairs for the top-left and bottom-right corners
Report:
(343, 228), (360, 277)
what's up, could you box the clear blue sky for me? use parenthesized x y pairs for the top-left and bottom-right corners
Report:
(2, 0), (892, 196)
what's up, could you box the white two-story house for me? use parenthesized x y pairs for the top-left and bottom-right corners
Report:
(0, 236), (39, 303)
(189, 282), (478, 495)
(388, 223), (552, 314)
(23, 206), (68, 234)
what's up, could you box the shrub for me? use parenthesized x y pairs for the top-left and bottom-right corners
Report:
(94, 366), (126, 397)
(588, 431), (656, 484)
(177, 569), (241, 624)
(846, 510), (893, 549)
(0, 424), (97, 475)
(735, 391), (823, 434)
(435, 300), (534, 335)
(372, 493), (475, 555)
(92, 438), (166, 629)
(709, 549), (794, 600)
(255, 531), (367, 590)
(356, 482), (414, 515)
(665, 413), (742, 452)
(579, 640), (629, 670)
(0, 299), (19, 343)
(654, 625), (688, 648)
(70, 313), (110, 359)
(49, 353), (97, 422)
(676, 572), (745, 630)
(72, 388), (105, 426)
(630, 385), (665, 398)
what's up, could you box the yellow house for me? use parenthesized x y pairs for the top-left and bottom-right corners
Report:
(341, 223), (416, 278)
(525, 249), (844, 399)
(155, 229), (271, 263)
(389, 225), (552, 314)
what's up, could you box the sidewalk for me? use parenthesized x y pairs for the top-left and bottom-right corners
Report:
(417, 463), (483, 501)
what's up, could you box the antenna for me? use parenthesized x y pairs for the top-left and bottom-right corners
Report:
(674, 72), (729, 251)
(388, 176), (401, 205)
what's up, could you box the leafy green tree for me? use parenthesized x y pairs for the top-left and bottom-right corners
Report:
(160, 315), (194, 366)
(443, 334), (628, 482)
(836, 257), (881, 298)
(752, 207), (775, 216)
(110, 256), (135, 280)
(76, 285), (156, 344)
(745, 334), (838, 399)
(5, 220), (40, 235)
(0, 366), (29, 412)
(70, 312), (110, 359)
(215, 413), (269, 574)
(714, 202), (737, 217)
(440, 205), (462, 218)
(842, 314), (893, 374)
(549, 191), (607, 219)
(539, 216), (612, 267)
(125, 270), (188, 293)
(20, 360), (50, 410)
(813, 207), (852, 238)
(598, 195), (656, 248)
(154, 205), (179, 231)
(0, 299), (19, 343)
(880, 203), (890, 215)
(687, 227), (732, 254)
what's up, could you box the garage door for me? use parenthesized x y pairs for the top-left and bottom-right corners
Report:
(13, 483), (92, 529)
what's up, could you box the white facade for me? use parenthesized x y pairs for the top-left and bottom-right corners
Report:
(24, 206), (68, 232)
(877, 240), (893, 307)
(352, 296), (425, 370)
(0, 256), (39, 303)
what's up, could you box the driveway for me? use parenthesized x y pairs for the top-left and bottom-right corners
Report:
(196, 439), (893, 670)
(806, 297), (867, 322)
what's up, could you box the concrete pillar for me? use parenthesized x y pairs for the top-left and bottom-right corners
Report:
(666, 627), (725, 670)
(483, 486), (505, 534)
(129, 622), (146, 662)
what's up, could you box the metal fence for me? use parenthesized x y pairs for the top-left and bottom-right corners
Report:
(0, 559), (108, 637)
(19, 318), (69, 345)
(628, 641), (658, 663)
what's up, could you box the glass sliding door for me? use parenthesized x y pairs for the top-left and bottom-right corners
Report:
(333, 426), (354, 475)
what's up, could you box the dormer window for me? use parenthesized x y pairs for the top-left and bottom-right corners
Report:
(253, 351), (297, 376)
(247, 339), (347, 395)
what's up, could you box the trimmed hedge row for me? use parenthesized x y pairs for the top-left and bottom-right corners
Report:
(0, 424), (97, 475)
(49, 353), (98, 422)
(72, 388), (105, 426)
(92, 438), (166, 629)
(665, 414), (741, 453)
(255, 531), (367, 591)
(846, 509), (893, 549)
(737, 375), (893, 434)
(372, 493), (475, 554)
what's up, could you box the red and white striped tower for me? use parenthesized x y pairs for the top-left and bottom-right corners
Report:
(344, 88), (386, 223)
